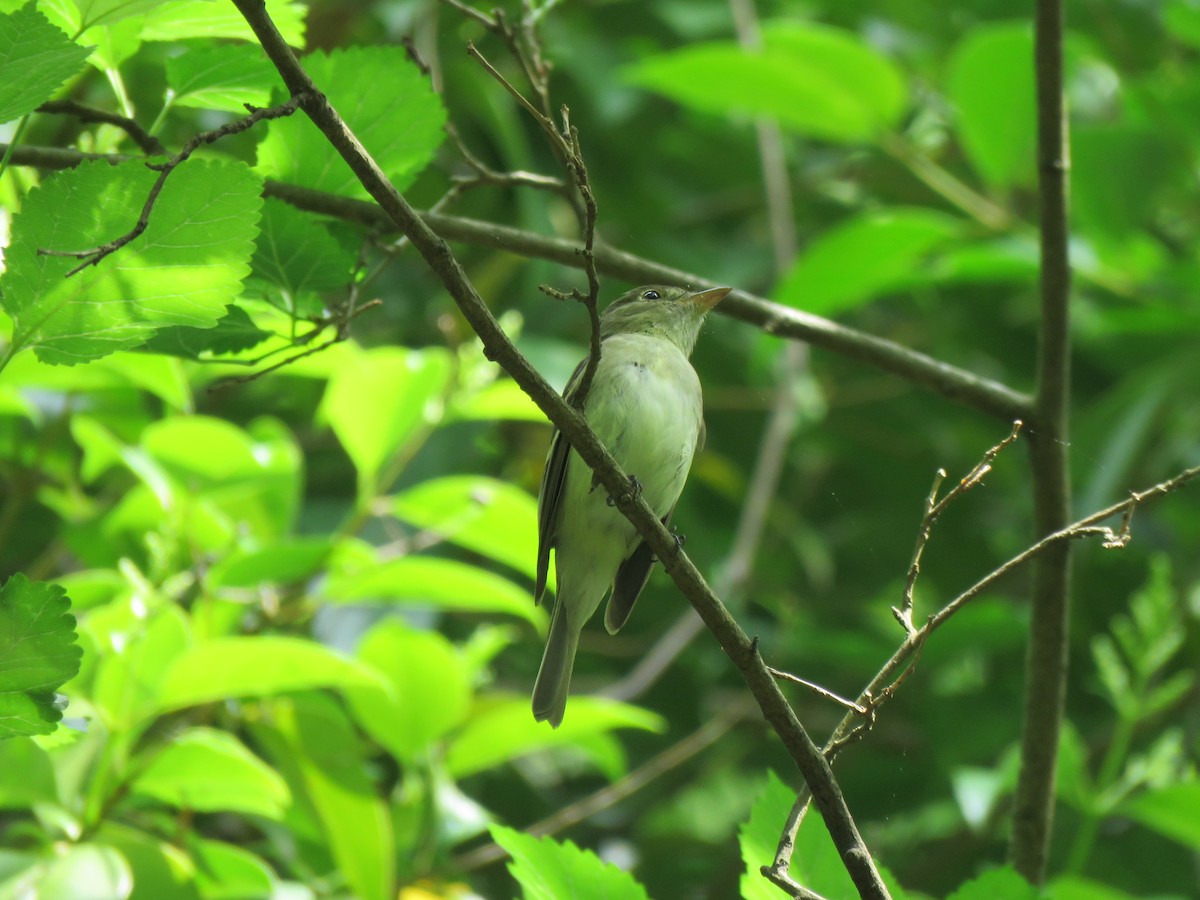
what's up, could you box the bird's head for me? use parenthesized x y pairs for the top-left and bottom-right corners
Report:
(599, 285), (730, 354)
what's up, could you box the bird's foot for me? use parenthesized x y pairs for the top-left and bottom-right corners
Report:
(605, 474), (643, 507)
(651, 527), (685, 563)
(671, 526), (686, 552)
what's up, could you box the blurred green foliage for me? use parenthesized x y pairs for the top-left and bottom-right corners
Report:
(0, 0), (1197, 898)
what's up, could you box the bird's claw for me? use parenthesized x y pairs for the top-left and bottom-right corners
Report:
(606, 474), (643, 507)
(651, 527), (685, 562)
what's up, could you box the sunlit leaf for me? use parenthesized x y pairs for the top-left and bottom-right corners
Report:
(774, 208), (962, 315)
(946, 24), (1036, 189)
(256, 46), (444, 198)
(491, 824), (650, 900)
(0, 574), (82, 739)
(346, 620), (472, 760)
(1, 159), (262, 365)
(130, 727), (290, 818)
(166, 42), (276, 112)
(141, 0), (305, 45)
(1119, 782), (1200, 849)
(321, 345), (453, 499)
(324, 555), (543, 626)
(443, 696), (663, 778)
(0, 3), (91, 125)
(254, 694), (393, 900)
(155, 637), (380, 712)
(391, 476), (539, 579)
(626, 21), (905, 142)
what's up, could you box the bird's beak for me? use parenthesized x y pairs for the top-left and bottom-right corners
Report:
(688, 286), (732, 311)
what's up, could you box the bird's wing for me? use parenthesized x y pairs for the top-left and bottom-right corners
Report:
(534, 357), (589, 605)
(604, 507), (674, 634)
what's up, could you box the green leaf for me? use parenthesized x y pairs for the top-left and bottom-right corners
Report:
(166, 42), (276, 112)
(0, 3), (91, 125)
(391, 476), (540, 580)
(929, 236), (1039, 284)
(946, 24), (1036, 189)
(4, 349), (192, 410)
(324, 555), (544, 626)
(443, 696), (664, 779)
(0, 736), (56, 807)
(76, 16), (141, 71)
(626, 21), (905, 142)
(251, 198), (357, 302)
(140, 305), (273, 360)
(208, 537), (335, 589)
(42, 0), (161, 32)
(947, 867), (1037, 900)
(321, 345), (453, 499)
(1072, 125), (1176, 240)
(739, 770), (907, 899)
(1, 159), (262, 365)
(1046, 875), (1137, 900)
(154, 636), (380, 712)
(189, 840), (277, 900)
(94, 823), (198, 900)
(738, 771), (813, 900)
(346, 621), (472, 761)
(130, 727), (290, 818)
(91, 605), (189, 732)
(256, 46), (445, 198)
(0, 574), (82, 739)
(1119, 782), (1200, 849)
(140, 0), (305, 45)
(491, 824), (650, 900)
(255, 694), (393, 900)
(136, 414), (302, 541)
(449, 379), (544, 422)
(773, 208), (962, 316)
(1164, 0), (1200, 48)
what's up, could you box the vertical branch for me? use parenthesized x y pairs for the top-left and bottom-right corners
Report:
(1011, 0), (1073, 883)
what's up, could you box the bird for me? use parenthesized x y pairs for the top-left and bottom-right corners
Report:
(532, 284), (730, 727)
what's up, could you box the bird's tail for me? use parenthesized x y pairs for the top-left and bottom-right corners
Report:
(532, 595), (580, 729)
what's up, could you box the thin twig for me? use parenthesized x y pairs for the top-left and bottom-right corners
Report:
(445, 122), (567, 195)
(36, 100), (166, 156)
(38, 97), (304, 275)
(459, 34), (601, 404)
(207, 299), (382, 391)
(769, 667), (868, 715)
(893, 420), (1024, 633)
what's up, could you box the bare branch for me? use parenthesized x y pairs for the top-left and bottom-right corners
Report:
(1013, 0), (1074, 881)
(893, 420), (1024, 633)
(36, 99), (166, 156)
(769, 667), (868, 716)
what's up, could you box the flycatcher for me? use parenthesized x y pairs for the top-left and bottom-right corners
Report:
(532, 284), (730, 727)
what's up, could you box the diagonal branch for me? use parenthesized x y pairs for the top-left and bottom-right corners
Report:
(227, 2), (890, 896)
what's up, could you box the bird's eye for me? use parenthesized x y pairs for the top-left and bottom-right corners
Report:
(642, 290), (661, 300)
